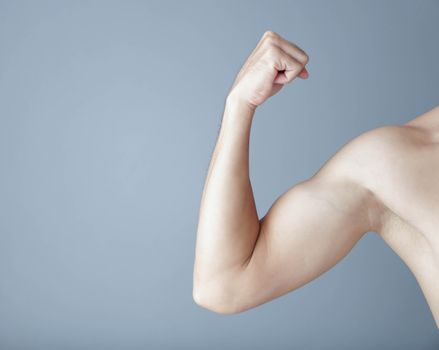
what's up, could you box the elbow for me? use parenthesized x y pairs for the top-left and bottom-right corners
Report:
(192, 280), (244, 315)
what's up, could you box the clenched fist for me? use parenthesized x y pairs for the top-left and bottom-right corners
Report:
(227, 30), (309, 110)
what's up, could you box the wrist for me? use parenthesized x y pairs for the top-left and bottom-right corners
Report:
(224, 94), (257, 125)
(225, 93), (257, 114)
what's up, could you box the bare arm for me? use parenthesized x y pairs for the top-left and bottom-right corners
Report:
(193, 97), (259, 282)
(192, 31), (375, 314)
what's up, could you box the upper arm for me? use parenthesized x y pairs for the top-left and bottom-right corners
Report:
(228, 130), (383, 314)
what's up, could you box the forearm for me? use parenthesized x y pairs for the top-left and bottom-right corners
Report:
(194, 96), (260, 289)
(193, 31), (310, 313)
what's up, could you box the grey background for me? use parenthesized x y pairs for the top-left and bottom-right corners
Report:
(0, 0), (438, 349)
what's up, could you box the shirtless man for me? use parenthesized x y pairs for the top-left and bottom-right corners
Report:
(192, 30), (439, 328)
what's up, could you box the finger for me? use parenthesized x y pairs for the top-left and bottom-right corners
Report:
(271, 47), (306, 84)
(239, 30), (300, 78)
(298, 67), (309, 79)
(277, 39), (309, 66)
(265, 31), (309, 66)
(249, 30), (286, 63)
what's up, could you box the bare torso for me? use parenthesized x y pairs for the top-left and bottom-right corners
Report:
(360, 106), (439, 325)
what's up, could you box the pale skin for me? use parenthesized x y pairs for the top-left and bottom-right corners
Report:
(192, 30), (439, 328)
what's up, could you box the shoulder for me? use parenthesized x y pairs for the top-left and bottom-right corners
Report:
(311, 124), (423, 187)
(309, 124), (422, 233)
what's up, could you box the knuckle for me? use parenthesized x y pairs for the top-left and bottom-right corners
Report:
(263, 30), (276, 38)
(301, 52), (310, 64)
(263, 30), (279, 43)
(261, 37), (274, 49)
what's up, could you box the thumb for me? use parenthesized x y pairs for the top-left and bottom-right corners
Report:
(298, 67), (309, 79)
(273, 51), (309, 84)
(274, 66), (308, 84)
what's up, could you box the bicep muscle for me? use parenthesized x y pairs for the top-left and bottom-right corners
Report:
(233, 175), (374, 312)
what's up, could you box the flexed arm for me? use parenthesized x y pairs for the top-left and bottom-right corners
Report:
(192, 31), (377, 314)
